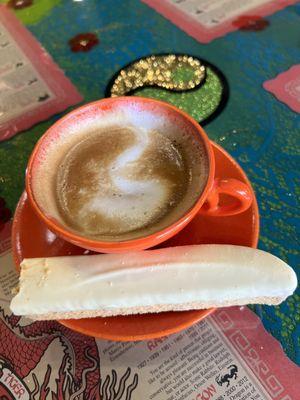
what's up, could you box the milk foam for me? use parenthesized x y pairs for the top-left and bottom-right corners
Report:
(58, 126), (185, 235)
(86, 129), (169, 229)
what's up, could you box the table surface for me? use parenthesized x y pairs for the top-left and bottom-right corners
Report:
(0, 0), (299, 364)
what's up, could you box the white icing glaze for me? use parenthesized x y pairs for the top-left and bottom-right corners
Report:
(10, 245), (297, 316)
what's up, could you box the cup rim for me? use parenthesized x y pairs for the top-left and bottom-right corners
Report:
(26, 97), (215, 251)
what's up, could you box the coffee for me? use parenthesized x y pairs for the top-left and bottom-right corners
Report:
(54, 125), (208, 240)
(31, 102), (209, 242)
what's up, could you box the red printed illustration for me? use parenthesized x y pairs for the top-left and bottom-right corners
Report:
(0, 310), (140, 399)
(0, 218), (102, 399)
(0, 311), (101, 399)
(0, 223), (139, 399)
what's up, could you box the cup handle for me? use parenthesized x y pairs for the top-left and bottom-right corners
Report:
(199, 178), (253, 217)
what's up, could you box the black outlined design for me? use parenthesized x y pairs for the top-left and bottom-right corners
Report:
(100, 367), (139, 400)
(216, 364), (238, 387)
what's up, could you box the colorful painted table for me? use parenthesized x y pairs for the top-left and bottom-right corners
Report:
(0, 0), (299, 364)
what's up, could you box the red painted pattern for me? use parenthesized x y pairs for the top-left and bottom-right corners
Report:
(232, 15), (270, 31)
(69, 33), (99, 52)
(7, 0), (33, 10)
(0, 198), (12, 232)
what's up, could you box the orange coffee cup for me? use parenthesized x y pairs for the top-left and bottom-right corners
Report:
(26, 97), (252, 253)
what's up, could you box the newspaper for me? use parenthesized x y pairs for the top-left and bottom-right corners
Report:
(0, 6), (82, 141)
(0, 223), (299, 399)
(167, 0), (275, 28)
(142, 0), (298, 43)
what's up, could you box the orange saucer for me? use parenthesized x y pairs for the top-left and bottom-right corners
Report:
(12, 142), (259, 341)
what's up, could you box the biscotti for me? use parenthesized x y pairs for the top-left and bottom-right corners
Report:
(10, 245), (297, 320)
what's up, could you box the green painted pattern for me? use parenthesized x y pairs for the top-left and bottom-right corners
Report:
(0, 120), (53, 210)
(171, 65), (197, 84)
(135, 67), (224, 123)
(0, 0), (60, 25)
